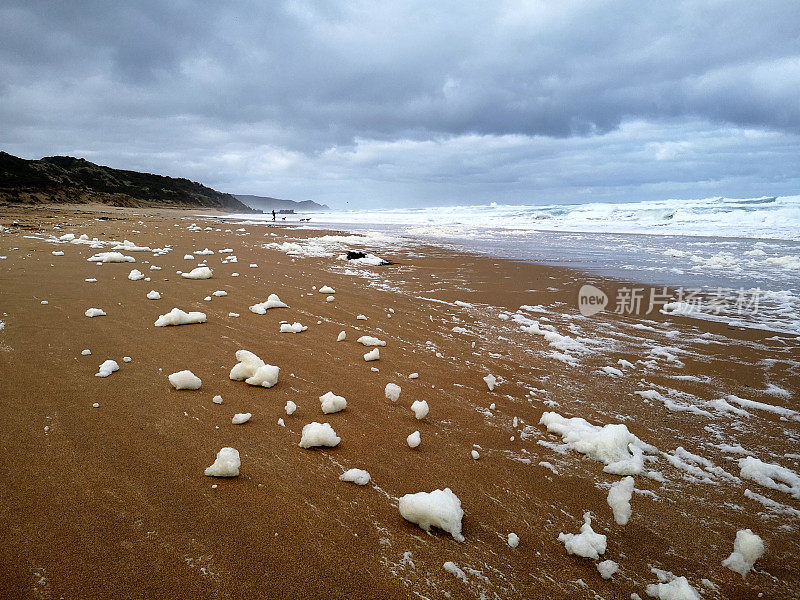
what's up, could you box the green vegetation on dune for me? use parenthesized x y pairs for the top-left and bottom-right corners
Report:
(0, 151), (257, 212)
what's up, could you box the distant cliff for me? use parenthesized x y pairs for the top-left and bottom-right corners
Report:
(0, 151), (257, 212)
(235, 194), (329, 212)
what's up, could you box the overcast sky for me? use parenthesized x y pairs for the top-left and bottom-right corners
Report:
(1, 1), (799, 208)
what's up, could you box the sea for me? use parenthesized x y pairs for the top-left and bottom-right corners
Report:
(221, 195), (800, 335)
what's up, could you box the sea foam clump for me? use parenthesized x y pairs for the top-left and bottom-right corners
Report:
(85, 308), (107, 318)
(385, 383), (401, 402)
(407, 431), (421, 448)
(204, 447), (240, 477)
(558, 512), (606, 559)
(95, 360), (119, 378)
(721, 529), (764, 577)
(229, 350), (279, 388)
(539, 411), (646, 475)
(249, 294), (289, 314)
(411, 400), (429, 420)
(280, 322), (307, 333)
(298, 422), (341, 448)
(181, 266), (213, 280)
(483, 374), (497, 391)
(168, 370), (202, 390)
(154, 308), (206, 327)
(645, 576), (701, 600)
(357, 336), (386, 346)
(398, 488), (465, 542)
(339, 468), (371, 485)
(319, 391), (347, 414)
(87, 252), (135, 263)
(597, 560), (619, 580)
(112, 240), (151, 252)
(607, 476), (635, 525)
(738, 456), (800, 498)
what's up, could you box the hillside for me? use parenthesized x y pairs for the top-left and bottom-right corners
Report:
(0, 151), (257, 212)
(235, 194), (329, 212)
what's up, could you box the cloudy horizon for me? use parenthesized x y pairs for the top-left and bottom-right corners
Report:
(1, 1), (799, 208)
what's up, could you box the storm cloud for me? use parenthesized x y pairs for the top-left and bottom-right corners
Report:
(1, 1), (798, 207)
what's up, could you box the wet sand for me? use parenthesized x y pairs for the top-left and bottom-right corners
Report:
(1, 204), (798, 599)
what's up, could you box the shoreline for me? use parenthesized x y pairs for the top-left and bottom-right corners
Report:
(1, 205), (798, 599)
(208, 210), (800, 337)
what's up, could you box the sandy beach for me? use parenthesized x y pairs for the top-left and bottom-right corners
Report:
(1, 204), (798, 599)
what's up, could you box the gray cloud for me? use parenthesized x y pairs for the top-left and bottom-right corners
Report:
(1, 1), (798, 206)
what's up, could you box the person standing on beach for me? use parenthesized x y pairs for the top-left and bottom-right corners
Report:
(271, 209), (276, 221)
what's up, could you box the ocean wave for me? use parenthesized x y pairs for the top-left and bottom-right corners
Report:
(281, 195), (800, 241)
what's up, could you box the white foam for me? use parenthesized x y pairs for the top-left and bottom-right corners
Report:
(95, 359), (119, 378)
(127, 269), (145, 281)
(112, 240), (151, 252)
(298, 422), (340, 448)
(146, 290), (161, 300)
(181, 266), (213, 280)
(483, 374), (497, 391)
(539, 411), (647, 475)
(280, 322), (308, 333)
(204, 447), (240, 477)
(154, 308), (206, 327)
(84, 308), (106, 318)
(443, 561), (468, 582)
(597, 560), (619, 580)
(645, 576), (701, 600)
(232, 412), (252, 425)
(721, 529), (764, 577)
(385, 383), (401, 402)
(319, 391), (347, 414)
(364, 348), (380, 361)
(738, 456), (800, 498)
(558, 512), (606, 559)
(87, 252), (135, 263)
(285, 400), (297, 415)
(407, 431), (421, 448)
(339, 468), (371, 485)
(398, 488), (464, 541)
(229, 350), (279, 388)
(411, 400), (429, 420)
(607, 476), (634, 525)
(357, 335), (386, 346)
(168, 370), (202, 390)
(725, 394), (799, 421)
(249, 294), (289, 314)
